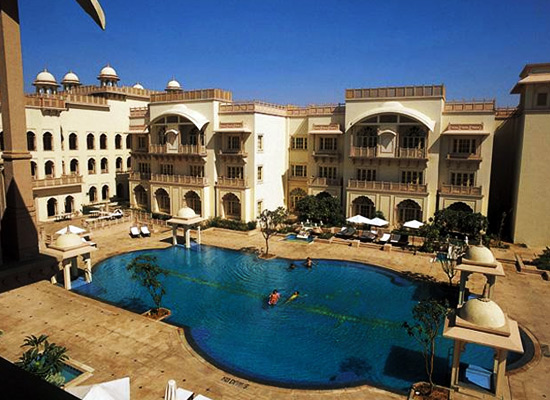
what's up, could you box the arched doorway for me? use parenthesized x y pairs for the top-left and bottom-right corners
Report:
(155, 188), (170, 214)
(69, 133), (78, 150)
(100, 134), (107, 149)
(396, 199), (422, 224)
(64, 196), (74, 213)
(116, 157), (123, 172)
(27, 131), (36, 151)
(88, 158), (96, 174)
(184, 191), (202, 215)
(447, 202), (473, 213)
(89, 186), (97, 203)
(352, 196), (375, 218)
(102, 185), (110, 201)
(30, 161), (37, 178)
(289, 188), (307, 210)
(222, 193), (241, 220)
(134, 185), (148, 209)
(47, 198), (57, 217)
(100, 158), (108, 173)
(45, 160), (55, 178)
(43, 132), (53, 151)
(70, 159), (79, 175)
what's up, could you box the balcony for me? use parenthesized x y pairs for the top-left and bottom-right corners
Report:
(216, 177), (249, 189)
(312, 149), (340, 160)
(149, 144), (207, 156)
(446, 152), (481, 161)
(347, 179), (427, 194)
(350, 146), (377, 158)
(129, 172), (151, 181)
(398, 147), (427, 159)
(32, 175), (83, 190)
(150, 173), (208, 187)
(309, 177), (342, 187)
(217, 148), (248, 158)
(349, 146), (426, 159)
(440, 185), (482, 197)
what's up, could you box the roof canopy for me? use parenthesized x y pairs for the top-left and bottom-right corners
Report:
(151, 105), (209, 131)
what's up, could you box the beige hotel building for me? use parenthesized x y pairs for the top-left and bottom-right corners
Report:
(0, 63), (547, 247)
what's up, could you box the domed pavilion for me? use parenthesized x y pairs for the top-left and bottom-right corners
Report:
(167, 206), (204, 248)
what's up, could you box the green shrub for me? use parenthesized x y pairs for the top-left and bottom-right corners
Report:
(318, 232), (334, 240)
(533, 247), (550, 271)
(204, 217), (256, 231)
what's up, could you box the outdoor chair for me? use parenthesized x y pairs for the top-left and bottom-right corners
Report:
(81, 237), (97, 248)
(378, 233), (391, 244)
(140, 226), (151, 237)
(130, 226), (140, 238)
(390, 234), (401, 244)
(175, 388), (194, 400)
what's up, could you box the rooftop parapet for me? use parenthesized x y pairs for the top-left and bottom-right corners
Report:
(444, 100), (495, 113)
(129, 107), (148, 118)
(495, 107), (518, 119)
(345, 85), (445, 100)
(219, 101), (287, 117)
(151, 89), (232, 103)
(287, 103), (345, 117)
(69, 85), (159, 99)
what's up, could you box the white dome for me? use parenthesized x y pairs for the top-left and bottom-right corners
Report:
(459, 298), (506, 329)
(34, 69), (57, 85)
(99, 64), (119, 79)
(177, 207), (196, 219)
(463, 245), (496, 265)
(132, 82), (144, 89)
(54, 232), (83, 249)
(62, 71), (80, 84)
(166, 79), (182, 91)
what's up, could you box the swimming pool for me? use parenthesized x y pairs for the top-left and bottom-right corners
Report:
(73, 245), (519, 393)
(284, 233), (314, 243)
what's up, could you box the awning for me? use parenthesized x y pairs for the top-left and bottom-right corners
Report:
(511, 73), (550, 94)
(150, 104), (209, 130)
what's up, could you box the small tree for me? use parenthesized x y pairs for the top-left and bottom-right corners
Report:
(402, 299), (449, 394)
(126, 255), (167, 314)
(15, 334), (68, 387)
(438, 243), (465, 286)
(373, 210), (386, 220)
(258, 207), (288, 256)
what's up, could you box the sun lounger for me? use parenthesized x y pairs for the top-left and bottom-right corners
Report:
(81, 237), (97, 248)
(398, 234), (409, 246)
(465, 364), (493, 390)
(140, 226), (151, 237)
(378, 233), (391, 244)
(130, 226), (140, 238)
(193, 395), (213, 400)
(175, 388), (194, 400)
(390, 234), (401, 244)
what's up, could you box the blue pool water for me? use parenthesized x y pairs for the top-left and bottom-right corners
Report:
(60, 363), (83, 384)
(284, 233), (314, 243)
(73, 245), (513, 393)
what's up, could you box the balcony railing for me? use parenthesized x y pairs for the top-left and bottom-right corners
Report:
(446, 152), (481, 160)
(347, 179), (427, 193)
(150, 174), (208, 186)
(218, 148), (248, 157)
(149, 144), (207, 156)
(129, 172), (151, 180)
(309, 177), (342, 187)
(32, 175), (83, 189)
(398, 147), (427, 159)
(350, 146), (377, 158)
(312, 149), (340, 158)
(216, 177), (248, 188)
(349, 146), (426, 159)
(440, 185), (482, 196)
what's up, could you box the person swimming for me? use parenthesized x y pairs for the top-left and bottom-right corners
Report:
(285, 291), (300, 303)
(288, 262), (297, 270)
(268, 289), (281, 306)
(305, 257), (313, 268)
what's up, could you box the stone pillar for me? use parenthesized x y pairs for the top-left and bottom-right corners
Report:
(0, 0), (39, 261)
(487, 275), (496, 299)
(197, 226), (201, 245)
(63, 260), (72, 290)
(172, 225), (177, 246)
(185, 228), (191, 249)
(84, 254), (92, 283)
(449, 340), (462, 389)
(458, 272), (470, 306)
(494, 348), (508, 399)
(70, 257), (78, 279)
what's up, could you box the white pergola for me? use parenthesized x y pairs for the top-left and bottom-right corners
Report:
(166, 207), (204, 249)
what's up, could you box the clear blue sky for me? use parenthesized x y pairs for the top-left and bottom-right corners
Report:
(19, 0), (550, 106)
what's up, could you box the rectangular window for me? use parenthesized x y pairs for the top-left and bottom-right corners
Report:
(227, 166), (243, 179)
(452, 138), (477, 154)
(318, 166), (337, 179)
(291, 164), (308, 177)
(227, 136), (240, 150)
(257, 166), (263, 181)
(401, 170), (423, 184)
(189, 165), (204, 177)
(138, 162), (151, 174)
(257, 200), (263, 216)
(319, 137), (337, 151)
(160, 164), (174, 175)
(138, 136), (147, 149)
(291, 137), (308, 150)
(451, 172), (475, 186)
(356, 168), (376, 181)
(536, 92), (548, 107)
(257, 134), (264, 151)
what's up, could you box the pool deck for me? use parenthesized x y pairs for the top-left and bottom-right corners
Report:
(0, 223), (548, 399)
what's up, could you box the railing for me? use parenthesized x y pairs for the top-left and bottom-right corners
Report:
(129, 107), (148, 118)
(216, 177), (248, 188)
(219, 101), (287, 117)
(309, 177), (342, 187)
(350, 146), (377, 157)
(440, 185), (482, 196)
(149, 144), (207, 155)
(287, 103), (345, 116)
(218, 148), (248, 157)
(129, 172), (151, 180)
(312, 149), (340, 157)
(346, 85), (445, 100)
(151, 89), (232, 103)
(347, 179), (427, 193)
(150, 174), (208, 186)
(444, 100), (495, 113)
(25, 95), (66, 110)
(446, 152), (481, 160)
(32, 175), (83, 188)
(398, 147), (427, 159)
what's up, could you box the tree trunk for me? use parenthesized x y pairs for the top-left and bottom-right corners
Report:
(265, 236), (269, 256)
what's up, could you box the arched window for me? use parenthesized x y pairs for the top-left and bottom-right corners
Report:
(64, 196), (74, 213)
(69, 133), (78, 150)
(184, 191), (202, 215)
(102, 185), (110, 201)
(43, 132), (53, 151)
(87, 133), (95, 150)
(88, 158), (96, 174)
(70, 159), (79, 175)
(352, 196), (375, 219)
(134, 185), (148, 209)
(30, 161), (37, 178)
(356, 127), (377, 148)
(126, 157), (132, 170)
(27, 131), (36, 151)
(100, 134), (107, 150)
(47, 198), (57, 217)
(447, 202), (473, 213)
(116, 157), (123, 172)
(289, 188), (307, 211)
(401, 126), (426, 149)
(115, 134), (122, 149)
(44, 160), (55, 177)
(396, 199), (422, 224)
(155, 188), (170, 214)
(100, 158), (108, 173)
(89, 186), (97, 202)
(125, 135), (132, 149)
(222, 193), (241, 220)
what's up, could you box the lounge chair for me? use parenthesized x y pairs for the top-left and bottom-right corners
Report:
(194, 395), (213, 400)
(390, 234), (401, 245)
(378, 233), (391, 244)
(130, 226), (140, 238)
(398, 234), (410, 246)
(81, 237), (97, 248)
(140, 226), (151, 237)
(175, 388), (194, 400)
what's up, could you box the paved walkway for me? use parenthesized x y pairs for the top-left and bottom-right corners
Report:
(0, 223), (547, 399)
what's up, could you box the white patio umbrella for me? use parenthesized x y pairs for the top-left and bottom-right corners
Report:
(55, 225), (86, 235)
(346, 215), (371, 224)
(403, 220), (424, 229)
(369, 217), (389, 227)
(164, 380), (177, 400)
(66, 377), (130, 400)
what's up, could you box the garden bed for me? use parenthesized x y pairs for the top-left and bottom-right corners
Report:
(142, 307), (171, 321)
(408, 382), (450, 400)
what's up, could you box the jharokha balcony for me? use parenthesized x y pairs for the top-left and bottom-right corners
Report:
(148, 144), (207, 156)
(350, 146), (427, 159)
(217, 148), (248, 158)
(215, 177), (249, 188)
(347, 179), (428, 194)
(32, 175), (83, 190)
(129, 172), (209, 187)
(440, 184), (482, 196)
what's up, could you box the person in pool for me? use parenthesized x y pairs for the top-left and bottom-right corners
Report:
(285, 291), (300, 303)
(288, 262), (297, 270)
(305, 257), (313, 268)
(268, 289), (280, 306)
